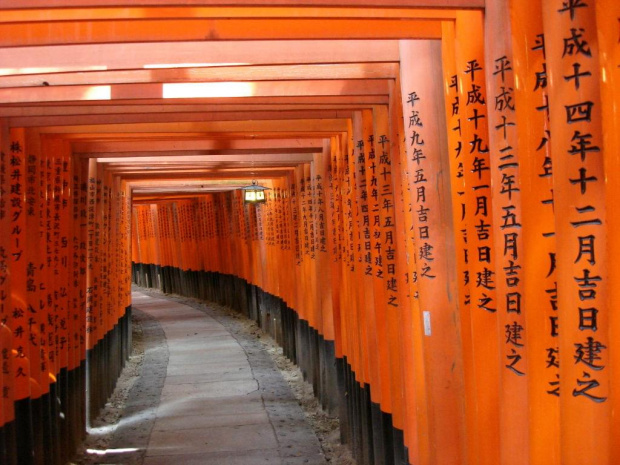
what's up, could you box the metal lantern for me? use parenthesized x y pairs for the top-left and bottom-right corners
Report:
(241, 180), (269, 204)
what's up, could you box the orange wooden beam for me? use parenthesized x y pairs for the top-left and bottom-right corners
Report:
(0, 63), (399, 89)
(0, 40), (400, 76)
(0, 80), (389, 105)
(0, 18), (442, 47)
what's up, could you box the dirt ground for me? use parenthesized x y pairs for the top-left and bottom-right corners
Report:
(71, 292), (356, 465)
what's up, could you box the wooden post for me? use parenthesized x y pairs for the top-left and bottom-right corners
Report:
(542, 1), (610, 463)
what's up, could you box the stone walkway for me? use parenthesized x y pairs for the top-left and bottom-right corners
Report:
(104, 291), (326, 465)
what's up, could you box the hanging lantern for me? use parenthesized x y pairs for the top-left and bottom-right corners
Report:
(241, 180), (269, 204)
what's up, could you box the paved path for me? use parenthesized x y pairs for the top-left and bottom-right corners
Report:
(108, 291), (326, 465)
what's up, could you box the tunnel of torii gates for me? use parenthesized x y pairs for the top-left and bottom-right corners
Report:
(0, 0), (618, 464)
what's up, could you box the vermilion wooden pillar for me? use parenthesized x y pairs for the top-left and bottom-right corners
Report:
(389, 78), (423, 465)
(542, 2), (610, 463)
(485, 1), (529, 462)
(596, 1), (620, 461)
(372, 105), (408, 462)
(399, 38), (466, 465)
(0, 118), (16, 463)
(9, 127), (33, 407)
(509, 0), (560, 462)
(440, 21), (478, 465)
(455, 10), (501, 465)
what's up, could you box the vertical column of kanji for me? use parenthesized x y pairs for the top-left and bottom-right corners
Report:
(159, 203), (168, 290)
(293, 167), (307, 328)
(320, 140), (337, 350)
(277, 179), (290, 304)
(124, 183), (132, 307)
(130, 206), (139, 279)
(34, 134), (57, 465)
(596, 2), (620, 459)
(95, 166), (105, 348)
(106, 174), (118, 331)
(336, 129), (354, 393)
(192, 199), (201, 276)
(234, 194), (244, 285)
(69, 154), (84, 449)
(389, 77), (423, 465)
(253, 191), (264, 290)
(372, 105), (409, 461)
(440, 21), (478, 465)
(286, 175), (297, 304)
(70, 156), (80, 373)
(509, 1), (560, 462)
(485, 1), (530, 461)
(542, 1), (610, 462)
(77, 158), (88, 429)
(308, 166), (321, 339)
(399, 39), (466, 464)
(44, 139), (64, 464)
(179, 201), (186, 278)
(359, 112), (383, 402)
(245, 189), (253, 287)
(351, 111), (375, 423)
(168, 203), (178, 283)
(210, 196), (220, 276)
(343, 120), (365, 413)
(361, 108), (390, 447)
(85, 159), (98, 363)
(99, 172), (109, 353)
(43, 148), (56, 396)
(327, 138), (344, 369)
(212, 197), (221, 278)
(123, 181), (131, 336)
(24, 133), (44, 411)
(275, 182), (285, 296)
(111, 176), (120, 322)
(455, 11), (501, 465)
(168, 201), (175, 287)
(245, 192), (255, 289)
(0, 120), (16, 464)
(66, 145), (81, 405)
(8, 127), (34, 464)
(151, 204), (161, 291)
(177, 200), (185, 282)
(285, 172), (298, 313)
(354, 112), (379, 465)
(224, 195), (235, 277)
(165, 203), (176, 289)
(340, 121), (366, 462)
(316, 143), (337, 411)
(54, 145), (70, 391)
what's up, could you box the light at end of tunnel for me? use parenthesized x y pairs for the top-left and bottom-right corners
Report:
(163, 82), (255, 99)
